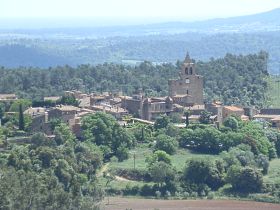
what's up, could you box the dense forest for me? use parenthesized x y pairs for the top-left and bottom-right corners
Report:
(0, 51), (269, 107)
(0, 32), (280, 73)
(0, 124), (104, 209)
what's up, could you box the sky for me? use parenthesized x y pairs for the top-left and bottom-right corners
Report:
(0, 0), (280, 27)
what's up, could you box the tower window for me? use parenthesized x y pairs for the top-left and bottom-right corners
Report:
(185, 78), (190, 84)
(190, 67), (193, 75)
(185, 67), (188, 75)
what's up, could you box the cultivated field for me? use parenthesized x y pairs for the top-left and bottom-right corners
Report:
(102, 197), (280, 210)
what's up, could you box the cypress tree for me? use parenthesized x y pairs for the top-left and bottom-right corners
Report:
(184, 111), (190, 127)
(19, 104), (25, 130)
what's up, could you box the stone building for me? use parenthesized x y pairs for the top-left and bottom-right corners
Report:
(27, 105), (95, 138)
(168, 53), (203, 106)
(223, 106), (246, 120)
(121, 92), (173, 121)
(0, 94), (17, 102)
(48, 105), (79, 124)
(253, 108), (280, 129)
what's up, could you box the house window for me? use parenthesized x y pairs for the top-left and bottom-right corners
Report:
(187, 90), (189, 94)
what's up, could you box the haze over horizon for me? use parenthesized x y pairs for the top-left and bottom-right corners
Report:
(1, 0), (280, 28)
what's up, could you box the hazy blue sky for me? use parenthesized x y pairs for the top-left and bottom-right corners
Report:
(1, 0), (280, 20)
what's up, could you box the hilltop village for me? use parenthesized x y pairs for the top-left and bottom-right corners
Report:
(1, 52), (280, 207)
(0, 53), (279, 140)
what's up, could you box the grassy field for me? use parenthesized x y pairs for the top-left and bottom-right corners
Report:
(105, 144), (220, 191)
(264, 158), (280, 184)
(109, 144), (220, 172)
(267, 76), (280, 107)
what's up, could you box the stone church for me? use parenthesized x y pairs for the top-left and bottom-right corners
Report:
(168, 53), (203, 106)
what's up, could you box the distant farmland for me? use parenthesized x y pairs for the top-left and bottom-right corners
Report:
(102, 197), (280, 210)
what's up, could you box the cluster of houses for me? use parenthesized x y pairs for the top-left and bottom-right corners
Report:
(1, 53), (280, 138)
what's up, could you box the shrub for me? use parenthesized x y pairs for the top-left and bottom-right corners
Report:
(116, 144), (129, 161)
(155, 190), (161, 198)
(110, 156), (118, 163)
(111, 168), (151, 181)
(191, 192), (198, 198)
(183, 192), (190, 198)
(140, 184), (154, 196)
(207, 191), (215, 200)
(165, 190), (171, 199)
(123, 184), (140, 196)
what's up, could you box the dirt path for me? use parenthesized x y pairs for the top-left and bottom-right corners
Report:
(115, 175), (135, 182)
(97, 163), (109, 177)
(97, 163), (135, 182)
(102, 197), (280, 210)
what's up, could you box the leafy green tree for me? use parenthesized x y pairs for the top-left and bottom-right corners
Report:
(165, 124), (180, 138)
(184, 158), (225, 190)
(169, 112), (182, 123)
(115, 144), (129, 161)
(223, 116), (239, 130)
(146, 150), (171, 167)
(59, 95), (79, 106)
(154, 115), (170, 130)
(226, 166), (263, 193)
(9, 99), (31, 112)
(82, 112), (135, 161)
(199, 111), (212, 124)
(155, 134), (178, 155)
(54, 123), (76, 146)
(179, 127), (222, 154)
(149, 161), (175, 188)
(256, 154), (269, 175)
(75, 142), (103, 177)
(30, 132), (54, 148)
(0, 102), (4, 120)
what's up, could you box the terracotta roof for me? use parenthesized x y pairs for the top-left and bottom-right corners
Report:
(173, 94), (189, 98)
(254, 114), (280, 119)
(0, 94), (17, 100)
(24, 107), (46, 115)
(224, 106), (243, 112)
(241, 115), (249, 121)
(92, 105), (128, 114)
(189, 115), (200, 119)
(271, 118), (280, 122)
(190, 105), (205, 110)
(44, 96), (61, 101)
(56, 105), (79, 111)
(173, 103), (184, 109)
(131, 118), (154, 125)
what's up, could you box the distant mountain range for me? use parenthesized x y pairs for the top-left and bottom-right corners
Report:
(0, 8), (280, 73)
(1, 8), (280, 37)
